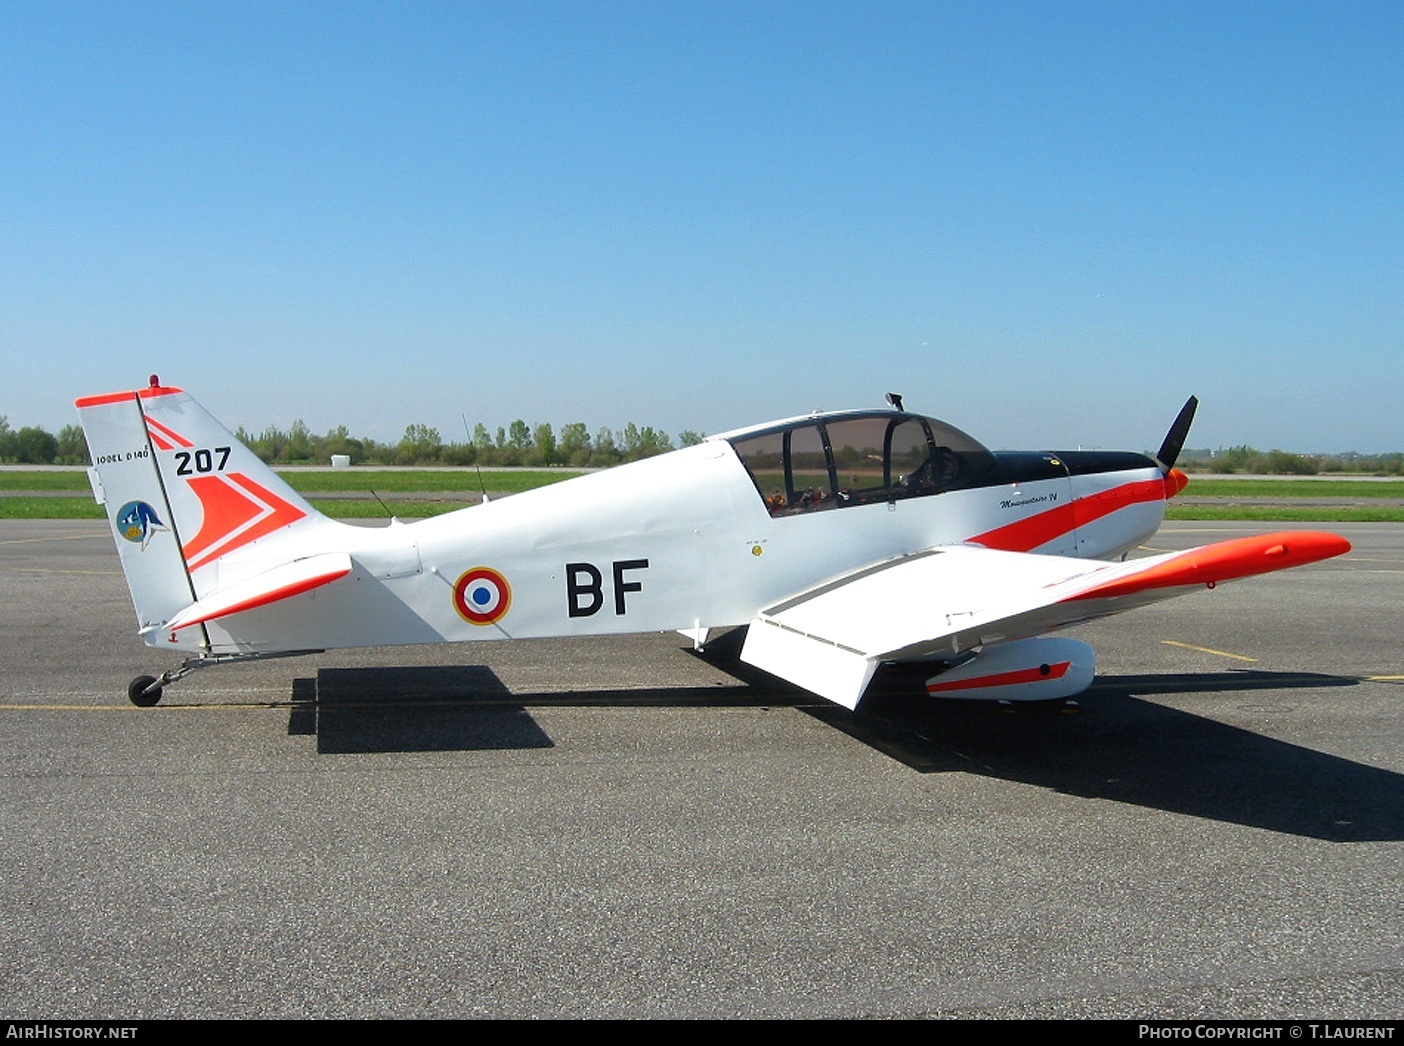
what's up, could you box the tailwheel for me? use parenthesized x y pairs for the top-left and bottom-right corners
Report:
(128, 675), (163, 707)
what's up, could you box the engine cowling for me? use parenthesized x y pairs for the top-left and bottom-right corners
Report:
(924, 637), (1095, 702)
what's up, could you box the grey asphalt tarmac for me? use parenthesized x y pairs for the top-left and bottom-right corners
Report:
(1, 519), (1400, 1019)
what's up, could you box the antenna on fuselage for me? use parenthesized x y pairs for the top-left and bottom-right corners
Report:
(885, 392), (904, 411)
(369, 488), (394, 519)
(463, 411), (490, 504)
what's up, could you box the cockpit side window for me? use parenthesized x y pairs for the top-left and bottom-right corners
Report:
(886, 418), (935, 494)
(827, 416), (941, 505)
(785, 424), (834, 512)
(825, 416), (889, 506)
(731, 430), (785, 511)
(730, 424), (835, 516)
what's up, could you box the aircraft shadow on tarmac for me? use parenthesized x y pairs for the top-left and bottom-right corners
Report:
(286, 663), (771, 756)
(290, 666), (551, 754)
(287, 656), (1403, 844)
(829, 667), (1404, 844)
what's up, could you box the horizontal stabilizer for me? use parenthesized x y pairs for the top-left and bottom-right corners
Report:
(161, 553), (353, 633)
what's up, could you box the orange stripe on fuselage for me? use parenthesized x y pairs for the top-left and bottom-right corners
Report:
(969, 475), (1168, 552)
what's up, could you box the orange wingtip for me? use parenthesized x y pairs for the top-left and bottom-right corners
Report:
(1070, 531), (1351, 601)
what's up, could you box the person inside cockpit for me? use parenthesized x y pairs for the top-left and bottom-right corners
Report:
(902, 446), (960, 492)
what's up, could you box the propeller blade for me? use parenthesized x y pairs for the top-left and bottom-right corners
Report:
(1156, 396), (1198, 470)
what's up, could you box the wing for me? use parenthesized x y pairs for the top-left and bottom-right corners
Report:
(739, 531), (1350, 709)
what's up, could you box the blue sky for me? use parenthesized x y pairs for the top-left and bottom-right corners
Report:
(3, 1), (1400, 452)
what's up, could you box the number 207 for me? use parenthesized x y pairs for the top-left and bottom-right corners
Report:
(174, 447), (231, 475)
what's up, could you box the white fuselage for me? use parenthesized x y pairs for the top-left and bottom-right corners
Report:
(187, 440), (1167, 656)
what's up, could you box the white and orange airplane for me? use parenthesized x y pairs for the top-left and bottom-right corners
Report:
(78, 378), (1349, 708)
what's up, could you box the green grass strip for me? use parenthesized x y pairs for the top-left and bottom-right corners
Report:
(1167, 505), (1404, 523)
(1182, 478), (1404, 498)
(0, 468), (586, 495)
(0, 472), (91, 491)
(309, 499), (471, 519)
(283, 469), (587, 494)
(0, 498), (106, 518)
(6, 466), (1403, 523)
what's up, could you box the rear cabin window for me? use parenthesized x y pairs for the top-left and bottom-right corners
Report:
(729, 413), (994, 517)
(731, 424), (835, 516)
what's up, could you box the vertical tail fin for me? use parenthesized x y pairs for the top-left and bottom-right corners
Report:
(77, 378), (324, 643)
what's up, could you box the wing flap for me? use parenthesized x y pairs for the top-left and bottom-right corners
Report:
(740, 617), (879, 709)
(160, 552), (353, 633)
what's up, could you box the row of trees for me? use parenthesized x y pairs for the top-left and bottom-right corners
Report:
(0, 419), (89, 464)
(231, 418), (707, 467)
(0, 415), (705, 468)
(1181, 446), (1404, 475)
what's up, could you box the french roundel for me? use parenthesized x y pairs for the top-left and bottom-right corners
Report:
(453, 567), (512, 625)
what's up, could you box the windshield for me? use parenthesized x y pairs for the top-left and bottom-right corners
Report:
(728, 412), (995, 516)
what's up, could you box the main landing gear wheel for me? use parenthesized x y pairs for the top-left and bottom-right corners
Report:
(128, 675), (163, 707)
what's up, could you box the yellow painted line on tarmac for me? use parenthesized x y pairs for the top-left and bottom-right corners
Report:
(5, 567), (122, 576)
(0, 696), (505, 711)
(1162, 640), (1258, 662)
(0, 701), (283, 711)
(0, 533), (106, 545)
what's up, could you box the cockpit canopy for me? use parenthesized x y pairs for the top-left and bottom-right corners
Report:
(726, 411), (997, 517)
